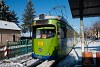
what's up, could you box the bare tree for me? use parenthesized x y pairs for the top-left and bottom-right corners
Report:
(92, 21), (100, 39)
(84, 20), (100, 40)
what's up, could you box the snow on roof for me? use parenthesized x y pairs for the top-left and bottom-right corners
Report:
(0, 20), (21, 30)
(34, 15), (71, 28)
(35, 14), (68, 21)
(34, 16), (62, 20)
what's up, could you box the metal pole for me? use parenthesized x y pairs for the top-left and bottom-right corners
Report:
(79, 0), (85, 52)
(80, 19), (85, 52)
(79, 0), (85, 66)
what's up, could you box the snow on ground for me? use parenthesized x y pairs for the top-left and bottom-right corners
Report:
(0, 39), (99, 67)
(57, 41), (82, 67)
(0, 62), (23, 67)
(57, 39), (100, 67)
(0, 53), (32, 67)
(26, 59), (39, 66)
(8, 53), (32, 63)
(37, 60), (55, 67)
(85, 39), (100, 58)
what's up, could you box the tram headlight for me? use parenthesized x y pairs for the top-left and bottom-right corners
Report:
(47, 53), (50, 56)
(33, 52), (34, 54)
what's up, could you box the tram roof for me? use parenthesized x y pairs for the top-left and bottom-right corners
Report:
(68, 0), (100, 18)
(34, 15), (74, 30)
(34, 15), (68, 22)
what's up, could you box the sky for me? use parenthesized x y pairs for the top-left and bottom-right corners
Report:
(5, 0), (100, 33)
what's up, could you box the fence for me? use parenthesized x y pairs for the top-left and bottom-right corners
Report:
(0, 39), (32, 61)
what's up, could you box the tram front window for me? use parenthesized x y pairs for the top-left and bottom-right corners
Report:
(33, 26), (56, 38)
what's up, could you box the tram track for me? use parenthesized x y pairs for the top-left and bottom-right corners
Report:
(27, 59), (45, 67)
(22, 58), (57, 67)
(0, 53), (62, 67)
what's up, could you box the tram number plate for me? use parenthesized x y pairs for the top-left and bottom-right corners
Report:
(38, 56), (42, 58)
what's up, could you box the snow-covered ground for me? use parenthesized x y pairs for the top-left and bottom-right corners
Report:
(0, 63), (23, 67)
(0, 39), (99, 67)
(37, 60), (55, 67)
(0, 52), (55, 67)
(0, 53), (32, 67)
(57, 39), (100, 67)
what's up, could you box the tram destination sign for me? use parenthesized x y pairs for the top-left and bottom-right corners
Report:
(36, 20), (48, 25)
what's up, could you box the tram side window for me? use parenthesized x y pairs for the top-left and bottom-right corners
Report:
(67, 29), (72, 38)
(64, 28), (66, 38)
(57, 22), (66, 39)
(67, 28), (70, 38)
(58, 28), (62, 38)
(58, 28), (66, 38)
(66, 29), (67, 38)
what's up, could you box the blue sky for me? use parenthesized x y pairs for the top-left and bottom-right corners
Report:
(5, 0), (100, 33)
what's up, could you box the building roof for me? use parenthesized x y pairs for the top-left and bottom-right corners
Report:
(68, 0), (100, 18)
(0, 20), (21, 30)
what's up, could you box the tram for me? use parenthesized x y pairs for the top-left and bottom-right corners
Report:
(32, 14), (78, 60)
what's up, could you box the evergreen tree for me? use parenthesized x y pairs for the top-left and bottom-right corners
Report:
(22, 0), (35, 37)
(7, 11), (19, 25)
(0, 0), (9, 20)
(0, 0), (19, 25)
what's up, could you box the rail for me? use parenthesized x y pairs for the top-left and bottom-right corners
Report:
(28, 59), (45, 67)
